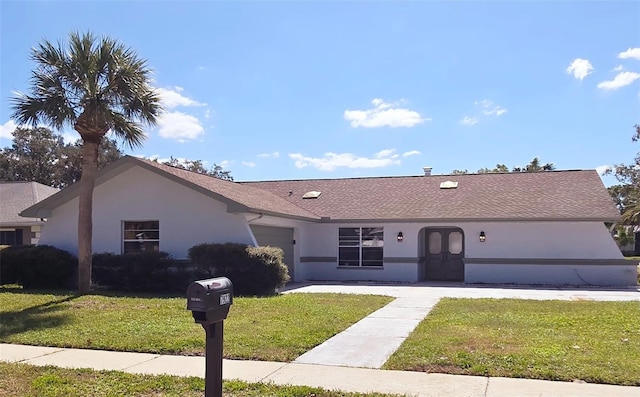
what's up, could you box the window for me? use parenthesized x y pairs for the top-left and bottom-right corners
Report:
(123, 221), (159, 254)
(338, 227), (383, 267)
(0, 229), (23, 245)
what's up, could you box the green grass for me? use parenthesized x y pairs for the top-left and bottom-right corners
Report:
(384, 298), (640, 386)
(0, 362), (403, 397)
(0, 289), (392, 361)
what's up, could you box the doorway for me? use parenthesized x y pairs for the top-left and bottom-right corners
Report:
(420, 227), (464, 281)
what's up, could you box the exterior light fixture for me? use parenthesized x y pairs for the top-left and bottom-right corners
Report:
(397, 232), (404, 242)
(479, 231), (486, 242)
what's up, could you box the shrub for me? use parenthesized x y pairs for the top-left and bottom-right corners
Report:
(92, 252), (207, 293)
(0, 245), (76, 289)
(188, 243), (290, 296)
(0, 245), (19, 285)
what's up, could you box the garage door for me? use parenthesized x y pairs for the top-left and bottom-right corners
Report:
(250, 225), (294, 281)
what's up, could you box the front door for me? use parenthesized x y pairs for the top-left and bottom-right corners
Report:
(424, 228), (464, 281)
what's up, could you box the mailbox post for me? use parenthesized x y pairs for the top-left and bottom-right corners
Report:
(186, 277), (233, 397)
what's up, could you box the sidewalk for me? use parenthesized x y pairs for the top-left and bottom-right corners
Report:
(2, 343), (639, 397)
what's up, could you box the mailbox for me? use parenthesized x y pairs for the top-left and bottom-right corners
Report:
(186, 277), (233, 397)
(187, 277), (233, 324)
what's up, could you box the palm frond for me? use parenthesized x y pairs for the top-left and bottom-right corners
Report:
(109, 112), (147, 149)
(10, 31), (163, 148)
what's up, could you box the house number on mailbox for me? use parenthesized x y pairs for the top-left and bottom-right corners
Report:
(219, 293), (231, 305)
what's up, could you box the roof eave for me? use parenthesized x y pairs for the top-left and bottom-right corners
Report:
(241, 208), (321, 222)
(315, 217), (620, 223)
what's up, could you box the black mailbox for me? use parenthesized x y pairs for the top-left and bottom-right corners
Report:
(187, 277), (233, 324)
(186, 277), (233, 397)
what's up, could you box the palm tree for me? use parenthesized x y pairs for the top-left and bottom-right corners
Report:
(11, 31), (162, 293)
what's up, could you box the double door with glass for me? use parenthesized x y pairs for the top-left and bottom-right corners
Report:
(424, 228), (464, 281)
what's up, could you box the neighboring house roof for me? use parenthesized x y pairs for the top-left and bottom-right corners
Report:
(1, 181), (59, 226)
(20, 156), (321, 221)
(244, 170), (620, 222)
(20, 155), (620, 223)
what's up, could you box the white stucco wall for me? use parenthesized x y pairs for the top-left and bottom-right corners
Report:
(293, 221), (626, 284)
(465, 263), (637, 286)
(461, 221), (623, 260)
(39, 166), (254, 258)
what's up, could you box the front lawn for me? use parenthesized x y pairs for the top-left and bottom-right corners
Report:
(0, 289), (392, 362)
(384, 298), (640, 386)
(0, 362), (402, 397)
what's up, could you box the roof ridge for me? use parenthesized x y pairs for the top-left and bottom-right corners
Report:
(241, 169), (594, 184)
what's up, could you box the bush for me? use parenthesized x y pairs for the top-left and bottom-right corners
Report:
(0, 245), (19, 285)
(92, 252), (207, 293)
(0, 245), (76, 289)
(188, 243), (290, 296)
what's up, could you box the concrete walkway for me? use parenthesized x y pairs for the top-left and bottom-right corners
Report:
(2, 343), (639, 397)
(295, 296), (441, 368)
(2, 283), (640, 396)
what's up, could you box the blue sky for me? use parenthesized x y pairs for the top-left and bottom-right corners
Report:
(1, 1), (638, 185)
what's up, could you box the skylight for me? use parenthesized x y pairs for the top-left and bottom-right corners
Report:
(302, 191), (322, 199)
(439, 181), (458, 189)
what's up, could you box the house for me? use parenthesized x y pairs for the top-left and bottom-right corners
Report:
(20, 156), (636, 286)
(1, 181), (59, 245)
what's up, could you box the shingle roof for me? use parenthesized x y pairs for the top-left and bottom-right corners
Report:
(20, 157), (320, 221)
(0, 181), (59, 225)
(134, 158), (320, 220)
(244, 170), (620, 221)
(20, 156), (620, 223)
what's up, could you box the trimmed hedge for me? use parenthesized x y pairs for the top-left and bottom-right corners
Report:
(188, 243), (290, 296)
(92, 252), (207, 293)
(0, 245), (76, 289)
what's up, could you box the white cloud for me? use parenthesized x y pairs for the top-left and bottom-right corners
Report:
(474, 100), (507, 117)
(344, 98), (429, 128)
(597, 71), (640, 90)
(612, 65), (625, 72)
(219, 160), (230, 168)
(258, 151), (280, 158)
(242, 161), (256, 167)
(595, 165), (612, 175)
(61, 131), (79, 143)
(460, 116), (478, 126)
(0, 120), (17, 139)
(157, 111), (204, 142)
(374, 149), (400, 159)
(402, 150), (421, 157)
(156, 86), (204, 109)
(289, 149), (402, 171)
(566, 58), (594, 80)
(618, 47), (640, 61)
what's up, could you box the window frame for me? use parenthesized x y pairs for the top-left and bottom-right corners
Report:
(122, 220), (160, 254)
(338, 227), (384, 268)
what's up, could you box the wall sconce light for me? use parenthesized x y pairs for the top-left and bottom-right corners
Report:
(479, 231), (486, 242)
(397, 232), (404, 242)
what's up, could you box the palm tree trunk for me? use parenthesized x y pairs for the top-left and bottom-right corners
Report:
(77, 140), (99, 293)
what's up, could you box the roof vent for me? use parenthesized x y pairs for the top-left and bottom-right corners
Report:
(423, 167), (432, 176)
(439, 181), (458, 189)
(302, 191), (322, 199)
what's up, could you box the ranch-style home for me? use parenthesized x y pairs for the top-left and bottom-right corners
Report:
(1, 181), (58, 245)
(20, 155), (636, 287)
